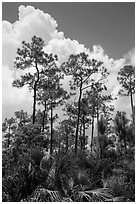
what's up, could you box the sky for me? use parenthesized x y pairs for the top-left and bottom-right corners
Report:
(2, 2), (135, 121)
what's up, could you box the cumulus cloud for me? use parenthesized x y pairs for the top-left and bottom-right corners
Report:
(89, 46), (134, 117)
(123, 47), (135, 66)
(2, 65), (32, 103)
(106, 58), (125, 92)
(110, 48), (135, 98)
(109, 48), (135, 116)
(2, 5), (132, 120)
(88, 45), (126, 95)
(90, 45), (114, 70)
(2, 65), (33, 120)
(2, 21), (19, 69)
(2, 5), (88, 119)
(16, 5), (64, 42)
(2, 5), (65, 69)
(44, 38), (88, 65)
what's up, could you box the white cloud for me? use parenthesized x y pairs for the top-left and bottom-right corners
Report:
(2, 5), (88, 119)
(2, 5), (133, 120)
(2, 66), (33, 119)
(2, 66), (33, 104)
(14, 5), (64, 43)
(44, 38), (88, 65)
(111, 84), (120, 98)
(123, 47), (135, 66)
(2, 21), (20, 69)
(90, 45), (114, 70)
(89, 46), (134, 117)
(109, 48), (135, 116)
(2, 5), (64, 69)
(106, 58), (125, 91)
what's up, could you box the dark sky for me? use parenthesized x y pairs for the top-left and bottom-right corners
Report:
(2, 2), (135, 60)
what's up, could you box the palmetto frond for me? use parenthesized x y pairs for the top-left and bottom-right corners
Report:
(22, 187), (69, 202)
(74, 190), (93, 202)
(87, 188), (114, 201)
(74, 187), (114, 202)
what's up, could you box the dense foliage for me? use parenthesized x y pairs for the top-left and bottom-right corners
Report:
(2, 36), (135, 202)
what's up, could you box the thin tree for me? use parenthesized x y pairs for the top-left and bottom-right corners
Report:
(57, 119), (74, 153)
(114, 111), (129, 154)
(98, 114), (107, 158)
(64, 100), (90, 152)
(85, 81), (113, 153)
(38, 63), (69, 155)
(61, 52), (106, 155)
(117, 65), (135, 123)
(12, 36), (56, 124)
(79, 98), (90, 151)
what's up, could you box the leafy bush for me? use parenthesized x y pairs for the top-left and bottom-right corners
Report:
(106, 157), (135, 201)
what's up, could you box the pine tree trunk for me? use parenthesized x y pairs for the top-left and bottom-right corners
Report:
(75, 81), (82, 156)
(42, 101), (46, 132)
(83, 116), (86, 151)
(32, 62), (39, 124)
(50, 101), (53, 155)
(91, 116), (94, 152)
(80, 124), (83, 151)
(130, 91), (134, 124)
(129, 75), (134, 124)
(33, 84), (37, 124)
(97, 104), (101, 158)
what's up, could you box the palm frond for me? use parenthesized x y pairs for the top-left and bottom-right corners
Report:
(22, 187), (64, 202)
(74, 190), (93, 202)
(85, 187), (114, 201)
(107, 196), (126, 202)
(73, 187), (114, 202)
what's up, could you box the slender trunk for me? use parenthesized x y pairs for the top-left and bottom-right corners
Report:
(129, 76), (134, 124)
(130, 91), (134, 124)
(50, 101), (53, 155)
(97, 106), (99, 137)
(91, 116), (94, 152)
(32, 62), (39, 124)
(33, 84), (37, 124)
(97, 104), (100, 158)
(75, 81), (83, 156)
(42, 101), (46, 132)
(80, 124), (83, 151)
(83, 116), (86, 151)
